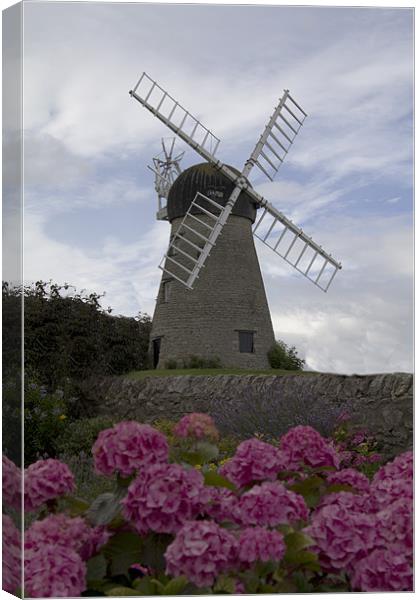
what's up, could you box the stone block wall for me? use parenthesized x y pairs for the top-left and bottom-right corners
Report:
(89, 371), (413, 459)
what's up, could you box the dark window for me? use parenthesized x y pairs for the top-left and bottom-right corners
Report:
(239, 331), (254, 353)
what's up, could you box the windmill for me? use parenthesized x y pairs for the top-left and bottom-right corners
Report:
(130, 73), (342, 369)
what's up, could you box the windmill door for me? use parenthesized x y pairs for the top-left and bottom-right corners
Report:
(152, 338), (161, 368)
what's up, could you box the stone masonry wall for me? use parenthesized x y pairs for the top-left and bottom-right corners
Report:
(90, 372), (413, 458)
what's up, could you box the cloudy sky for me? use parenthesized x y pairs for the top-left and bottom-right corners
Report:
(9, 1), (414, 374)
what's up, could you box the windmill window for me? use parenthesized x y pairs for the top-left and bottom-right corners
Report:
(238, 331), (255, 353)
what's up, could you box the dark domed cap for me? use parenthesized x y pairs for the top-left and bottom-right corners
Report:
(167, 162), (258, 223)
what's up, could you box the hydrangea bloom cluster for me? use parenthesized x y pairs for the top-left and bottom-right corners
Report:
(2, 515), (21, 595)
(315, 490), (378, 516)
(24, 513), (110, 561)
(173, 413), (219, 441)
(370, 474), (413, 510)
(279, 425), (341, 470)
(326, 468), (370, 494)
(204, 487), (239, 523)
(237, 527), (286, 568)
(376, 499), (413, 556)
(351, 547), (413, 592)
(25, 543), (86, 598)
(219, 438), (284, 488)
(234, 481), (308, 527)
(165, 520), (238, 588)
(92, 421), (169, 477)
(304, 504), (378, 572)
(24, 458), (75, 512)
(2, 454), (21, 510)
(122, 462), (210, 535)
(372, 450), (413, 482)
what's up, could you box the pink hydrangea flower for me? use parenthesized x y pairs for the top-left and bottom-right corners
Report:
(24, 459), (75, 512)
(173, 413), (219, 441)
(122, 462), (210, 535)
(326, 468), (370, 494)
(165, 520), (238, 588)
(372, 450), (413, 484)
(2, 454), (21, 510)
(279, 425), (341, 470)
(370, 476), (413, 511)
(2, 515), (21, 594)
(24, 543), (86, 598)
(234, 481), (308, 527)
(237, 527), (286, 568)
(351, 546), (413, 592)
(204, 487), (239, 523)
(376, 498), (413, 557)
(92, 421), (169, 477)
(24, 513), (110, 561)
(316, 491), (378, 516)
(219, 438), (285, 488)
(304, 504), (378, 572)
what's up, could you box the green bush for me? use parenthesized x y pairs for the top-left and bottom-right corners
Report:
(24, 382), (68, 466)
(267, 340), (305, 370)
(56, 416), (116, 457)
(164, 359), (178, 369)
(182, 355), (222, 369)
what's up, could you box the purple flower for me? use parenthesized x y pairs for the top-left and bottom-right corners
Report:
(24, 513), (110, 561)
(326, 468), (370, 494)
(220, 438), (284, 488)
(122, 462), (210, 535)
(351, 546), (413, 591)
(24, 459), (75, 512)
(279, 426), (340, 470)
(237, 527), (286, 568)
(173, 413), (219, 441)
(24, 543), (86, 597)
(165, 520), (238, 588)
(234, 481), (308, 527)
(203, 487), (239, 523)
(2, 515), (21, 594)
(93, 421), (169, 477)
(304, 504), (378, 572)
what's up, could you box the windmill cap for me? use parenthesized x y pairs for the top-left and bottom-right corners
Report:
(167, 162), (258, 223)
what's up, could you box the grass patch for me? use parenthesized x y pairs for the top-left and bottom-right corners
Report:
(126, 368), (317, 379)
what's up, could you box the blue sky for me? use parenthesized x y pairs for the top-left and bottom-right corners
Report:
(8, 1), (413, 373)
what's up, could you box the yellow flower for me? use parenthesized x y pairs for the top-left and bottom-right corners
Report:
(58, 414), (67, 421)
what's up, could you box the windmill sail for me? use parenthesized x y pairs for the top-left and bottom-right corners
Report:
(130, 72), (342, 292)
(248, 90), (307, 181)
(130, 73), (221, 164)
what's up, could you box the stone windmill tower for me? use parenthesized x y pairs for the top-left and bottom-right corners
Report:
(129, 73), (342, 369)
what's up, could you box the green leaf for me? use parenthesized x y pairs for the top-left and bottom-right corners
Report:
(132, 576), (158, 595)
(180, 442), (219, 466)
(104, 586), (138, 596)
(102, 531), (143, 576)
(139, 533), (172, 571)
(163, 576), (189, 595)
(61, 495), (90, 517)
(213, 574), (236, 594)
(284, 531), (315, 555)
(203, 470), (237, 491)
(289, 475), (324, 508)
(324, 483), (355, 494)
(86, 554), (108, 583)
(86, 492), (124, 526)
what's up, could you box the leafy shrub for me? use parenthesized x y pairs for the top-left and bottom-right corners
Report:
(24, 382), (69, 466)
(182, 355), (222, 369)
(56, 416), (116, 457)
(267, 340), (305, 370)
(164, 359), (178, 369)
(5, 413), (411, 596)
(3, 281), (152, 390)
